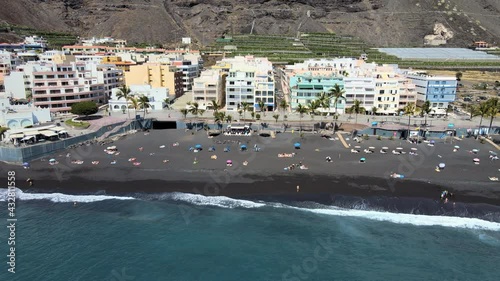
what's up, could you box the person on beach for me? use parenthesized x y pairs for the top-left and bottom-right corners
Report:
(296, 185), (300, 192)
(26, 178), (33, 186)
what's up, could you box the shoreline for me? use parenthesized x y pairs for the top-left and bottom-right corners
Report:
(17, 172), (500, 207)
(11, 174), (500, 223)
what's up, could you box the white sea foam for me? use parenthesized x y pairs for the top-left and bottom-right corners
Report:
(164, 192), (266, 209)
(0, 188), (135, 203)
(298, 207), (500, 231)
(1, 188), (499, 230)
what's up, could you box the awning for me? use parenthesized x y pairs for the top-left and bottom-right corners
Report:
(10, 133), (24, 138)
(49, 126), (66, 132)
(39, 130), (58, 137)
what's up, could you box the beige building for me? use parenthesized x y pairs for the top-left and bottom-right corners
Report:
(125, 63), (183, 99)
(192, 69), (225, 109)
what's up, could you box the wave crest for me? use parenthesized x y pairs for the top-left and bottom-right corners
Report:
(151, 192), (266, 209)
(0, 188), (135, 203)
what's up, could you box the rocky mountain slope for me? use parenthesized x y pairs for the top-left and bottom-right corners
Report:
(0, 0), (499, 47)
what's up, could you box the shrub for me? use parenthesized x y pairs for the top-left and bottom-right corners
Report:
(389, 136), (394, 141)
(71, 101), (98, 117)
(377, 135), (382, 140)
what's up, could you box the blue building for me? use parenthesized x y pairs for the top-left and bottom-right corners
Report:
(406, 73), (457, 114)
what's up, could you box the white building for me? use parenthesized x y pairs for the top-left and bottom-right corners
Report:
(23, 36), (47, 49)
(0, 96), (51, 129)
(224, 56), (274, 112)
(192, 69), (223, 109)
(4, 61), (123, 112)
(109, 84), (169, 112)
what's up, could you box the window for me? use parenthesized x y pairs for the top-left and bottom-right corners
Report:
(229, 95), (235, 98)
(379, 90), (384, 94)
(433, 95), (438, 99)
(228, 88), (235, 92)
(229, 81), (234, 85)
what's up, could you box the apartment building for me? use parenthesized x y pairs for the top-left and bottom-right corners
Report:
(0, 51), (22, 91)
(192, 69), (224, 109)
(39, 50), (67, 64)
(125, 63), (183, 99)
(5, 61), (123, 112)
(288, 73), (344, 112)
(282, 58), (363, 113)
(406, 73), (457, 114)
(225, 56), (274, 112)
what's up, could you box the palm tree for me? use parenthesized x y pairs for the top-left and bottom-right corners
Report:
(307, 99), (320, 117)
(138, 95), (151, 119)
(225, 115), (232, 123)
(129, 96), (139, 116)
(116, 85), (132, 119)
(350, 99), (365, 124)
(403, 103), (416, 138)
(163, 98), (170, 109)
(214, 111), (225, 128)
(257, 100), (266, 116)
(210, 100), (222, 113)
(273, 114), (280, 123)
(295, 104), (309, 132)
(180, 109), (188, 119)
(466, 104), (477, 120)
(420, 100), (432, 127)
(477, 101), (490, 133)
(188, 101), (201, 119)
(371, 106), (378, 116)
(486, 97), (499, 134)
(240, 102), (251, 120)
(445, 104), (453, 118)
(328, 84), (345, 115)
(279, 99), (289, 114)
(317, 92), (331, 121)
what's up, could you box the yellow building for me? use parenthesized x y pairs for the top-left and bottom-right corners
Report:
(125, 63), (183, 98)
(373, 65), (402, 115)
(101, 56), (136, 72)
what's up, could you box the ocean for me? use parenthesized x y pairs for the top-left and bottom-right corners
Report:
(1, 188), (500, 281)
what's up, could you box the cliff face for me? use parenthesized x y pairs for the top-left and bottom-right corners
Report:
(1, 0), (499, 47)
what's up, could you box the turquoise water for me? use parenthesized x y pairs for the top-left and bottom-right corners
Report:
(1, 189), (500, 281)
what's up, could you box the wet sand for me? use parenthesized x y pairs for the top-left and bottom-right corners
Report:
(3, 129), (500, 205)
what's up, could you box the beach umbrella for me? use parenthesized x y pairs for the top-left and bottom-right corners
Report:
(354, 145), (361, 149)
(430, 140), (435, 144)
(382, 147), (388, 150)
(454, 145), (460, 149)
(472, 149), (479, 154)
(23, 162), (29, 167)
(226, 160), (232, 164)
(489, 151), (497, 156)
(49, 158), (56, 162)
(396, 147), (403, 150)
(240, 144), (247, 150)
(368, 146), (375, 150)
(438, 163), (445, 169)
(473, 158), (480, 162)
(360, 157), (366, 163)
(294, 142), (301, 148)
(195, 144), (202, 149)
(411, 148), (418, 151)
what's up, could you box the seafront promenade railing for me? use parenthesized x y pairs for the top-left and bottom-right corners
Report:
(0, 120), (144, 164)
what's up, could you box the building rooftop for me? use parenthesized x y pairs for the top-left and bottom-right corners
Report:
(377, 48), (500, 60)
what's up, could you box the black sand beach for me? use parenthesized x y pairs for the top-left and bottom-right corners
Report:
(3, 129), (500, 207)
